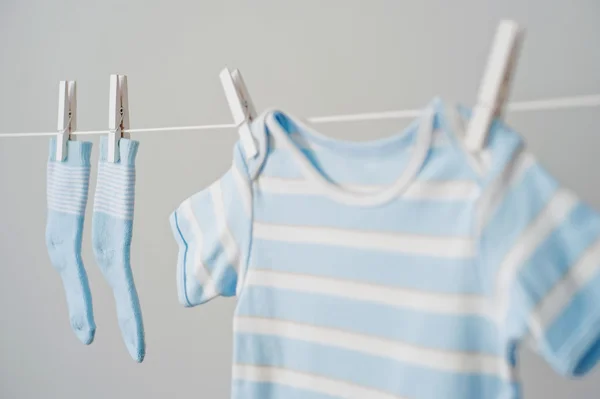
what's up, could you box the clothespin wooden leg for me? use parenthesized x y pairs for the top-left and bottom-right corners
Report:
(220, 67), (258, 158)
(56, 81), (77, 161)
(108, 74), (130, 163)
(465, 20), (524, 152)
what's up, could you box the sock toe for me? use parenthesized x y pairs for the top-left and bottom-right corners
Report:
(71, 316), (95, 345)
(120, 317), (145, 362)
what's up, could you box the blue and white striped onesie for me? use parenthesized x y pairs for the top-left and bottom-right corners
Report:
(170, 99), (600, 398)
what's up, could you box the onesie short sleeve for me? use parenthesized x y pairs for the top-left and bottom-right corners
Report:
(169, 142), (253, 307)
(479, 123), (600, 377)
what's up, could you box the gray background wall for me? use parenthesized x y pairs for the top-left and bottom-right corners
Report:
(1, 1), (599, 398)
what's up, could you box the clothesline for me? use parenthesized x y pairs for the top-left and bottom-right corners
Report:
(1, 94), (599, 139)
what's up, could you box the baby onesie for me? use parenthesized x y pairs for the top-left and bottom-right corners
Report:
(170, 98), (600, 399)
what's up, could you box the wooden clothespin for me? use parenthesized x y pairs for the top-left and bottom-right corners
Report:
(220, 68), (258, 158)
(465, 20), (524, 152)
(108, 74), (130, 163)
(56, 81), (77, 161)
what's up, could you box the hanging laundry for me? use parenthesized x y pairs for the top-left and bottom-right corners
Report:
(169, 100), (600, 399)
(92, 137), (145, 363)
(45, 138), (96, 345)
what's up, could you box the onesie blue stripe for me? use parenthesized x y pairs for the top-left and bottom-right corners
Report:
(262, 145), (477, 182)
(236, 286), (500, 354)
(189, 186), (238, 297)
(249, 239), (484, 294)
(254, 191), (475, 236)
(482, 164), (559, 274)
(234, 334), (507, 399)
(517, 203), (600, 309)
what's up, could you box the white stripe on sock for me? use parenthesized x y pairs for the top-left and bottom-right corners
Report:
(94, 164), (136, 220)
(47, 164), (90, 216)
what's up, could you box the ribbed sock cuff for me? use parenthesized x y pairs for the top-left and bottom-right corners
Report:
(48, 138), (93, 165)
(99, 137), (139, 165)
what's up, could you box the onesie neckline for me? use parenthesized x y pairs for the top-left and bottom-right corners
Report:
(262, 98), (442, 207)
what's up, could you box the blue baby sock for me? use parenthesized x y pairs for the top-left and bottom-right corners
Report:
(92, 137), (145, 362)
(46, 139), (96, 345)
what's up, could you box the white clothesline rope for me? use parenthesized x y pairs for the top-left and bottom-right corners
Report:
(1, 94), (599, 139)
